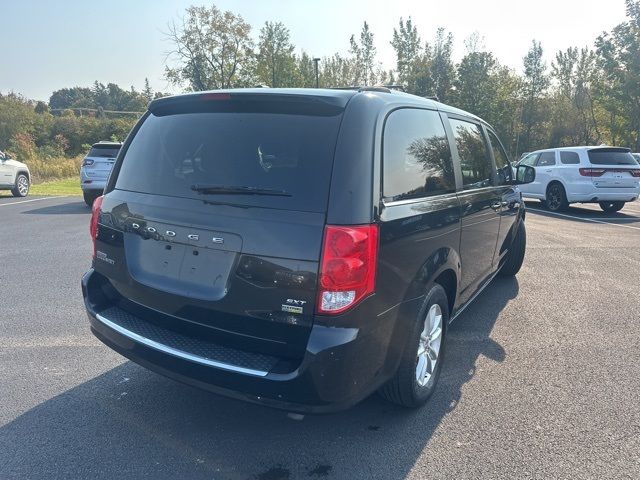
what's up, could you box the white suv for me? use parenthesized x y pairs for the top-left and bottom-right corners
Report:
(516, 146), (640, 212)
(80, 141), (121, 206)
(0, 150), (30, 197)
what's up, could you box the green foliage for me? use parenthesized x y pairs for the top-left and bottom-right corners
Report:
(595, 0), (640, 150)
(256, 22), (297, 87)
(165, 5), (254, 90)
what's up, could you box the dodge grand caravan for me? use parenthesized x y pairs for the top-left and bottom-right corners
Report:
(82, 88), (535, 413)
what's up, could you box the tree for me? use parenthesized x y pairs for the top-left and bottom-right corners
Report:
(453, 49), (497, 118)
(430, 28), (455, 102)
(349, 22), (378, 86)
(320, 53), (354, 87)
(519, 40), (550, 153)
(596, 0), (640, 150)
(550, 47), (601, 145)
(142, 78), (154, 103)
(48, 87), (94, 110)
(256, 22), (296, 87)
(391, 17), (422, 85)
(295, 51), (316, 88)
(165, 4), (254, 90)
(390, 18), (434, 95)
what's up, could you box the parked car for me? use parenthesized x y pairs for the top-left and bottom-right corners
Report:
(80, 141), (121, 206)
(82, 88), (535, 413)
(516, 146), (640, 212)
(0, 150), (30, 197)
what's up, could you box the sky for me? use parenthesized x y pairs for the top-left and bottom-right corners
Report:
(0, 0), (630, 101)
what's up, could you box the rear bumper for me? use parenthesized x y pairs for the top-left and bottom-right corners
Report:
(567, 185), (640, 203)
(82, 269), (406, 413)
(79, 169), (107, 192)
(80, 181), (107, 192)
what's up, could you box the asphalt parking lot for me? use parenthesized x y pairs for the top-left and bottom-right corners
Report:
(1, 195), (639, 480)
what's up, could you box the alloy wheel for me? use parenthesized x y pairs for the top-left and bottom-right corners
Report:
(17, 176), (29, 196)
(416, 303), (443, 387)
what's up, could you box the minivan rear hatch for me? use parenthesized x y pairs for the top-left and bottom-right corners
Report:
(586, 147), (640, 188)
(94, 92), (349, 359)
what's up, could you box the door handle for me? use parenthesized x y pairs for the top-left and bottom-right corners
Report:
(544, 169), (552, 173)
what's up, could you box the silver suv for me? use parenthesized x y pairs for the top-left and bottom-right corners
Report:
(0, 150), (30, 197)
(80, 141), (121, 206)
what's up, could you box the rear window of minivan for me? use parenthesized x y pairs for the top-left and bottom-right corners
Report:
(588, 148), (637, 165)
(115, 106), (343, 212)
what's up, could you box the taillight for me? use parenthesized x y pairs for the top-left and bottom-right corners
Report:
(317, 224), (379, 314)
(82, 158), (94, 166)
(90, 195), (104, 258)
(579, 168), (606, 177)
(631, 169), (640, 177)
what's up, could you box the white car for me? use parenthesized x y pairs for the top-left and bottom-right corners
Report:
(80, 141), (121, 206)
(516, 146), (640, 212)
(0, 150), (30, 197)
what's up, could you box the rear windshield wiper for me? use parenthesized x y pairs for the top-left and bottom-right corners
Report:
(190, 184), (292, 197)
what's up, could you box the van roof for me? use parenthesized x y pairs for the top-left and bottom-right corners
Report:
(148, 87), (485, 124)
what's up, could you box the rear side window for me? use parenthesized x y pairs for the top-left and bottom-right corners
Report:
(560, 151), (580, 164)
(89, 146), (120, 158)
(588, 148), (637, 165)
(449, 118), (492, 189)
(383, 108), (455, 201)
(537, 152), (556, 166)
(115, 108), (342, 212)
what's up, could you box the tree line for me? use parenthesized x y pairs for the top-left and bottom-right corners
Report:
(1, 0), (639, 174)
(164, 0), (640, 155)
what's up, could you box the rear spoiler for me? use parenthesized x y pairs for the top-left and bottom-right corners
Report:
(149, 91), (350, 117)
(587, 147), (631, 153)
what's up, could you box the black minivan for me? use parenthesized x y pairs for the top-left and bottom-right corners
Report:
(82, 88), (535, 413)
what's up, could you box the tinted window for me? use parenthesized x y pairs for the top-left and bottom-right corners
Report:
(560, 151), (580, 164)
(449, 119), (492, 189)
(537, 152), (556, 166)
(383, 109), (455, 201)
(115, 110), (342, 212)
(89, 146), (120, 158)
(488, 131), (512, 185)
(588, 148), (637, 165)
(519, 153), (538, 167)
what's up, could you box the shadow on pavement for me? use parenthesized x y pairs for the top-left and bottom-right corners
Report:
(0, 278), (518, 480)
(525, 200), (640, 224)
(22, 200), (89, 215)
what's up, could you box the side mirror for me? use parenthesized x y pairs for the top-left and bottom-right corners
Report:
(514, 165), (535, 185)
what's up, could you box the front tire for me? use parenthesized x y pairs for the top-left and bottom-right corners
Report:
(545, 183), (568, 212)
(499, 221), (526, 277)
(599, 201), (624, 213)
(11, 174), (29, 197)
(379, 284), (448, 408)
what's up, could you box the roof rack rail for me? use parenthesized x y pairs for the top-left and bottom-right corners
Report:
(424, 95), (439, 102)
(330, 85), (405, 93)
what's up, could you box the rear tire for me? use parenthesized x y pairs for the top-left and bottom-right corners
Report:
(599, 201), (624, 213)
(83, 191), (97, 207)
(499, 221), (526, 277)
(379, 284), (448, 408)
(11, 174), (29, 197)
(545, 183), (568, 212)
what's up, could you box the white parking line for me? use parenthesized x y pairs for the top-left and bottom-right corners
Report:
(527, 207), (640, 230)
(0, 196), (67, 207)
